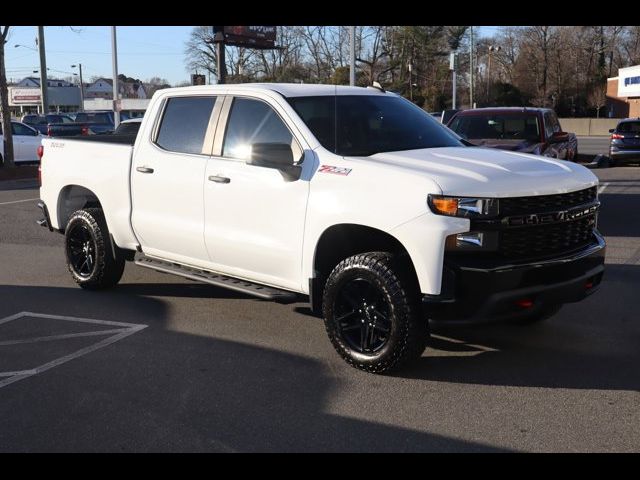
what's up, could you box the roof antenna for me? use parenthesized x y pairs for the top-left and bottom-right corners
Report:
(368, 81), (385, 93)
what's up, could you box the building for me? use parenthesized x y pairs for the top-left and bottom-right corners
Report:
(16, 77), (75, 88)
(7, 77), (82, 116)
(606, 65), (640, 118)
(85, 77), (147, 100)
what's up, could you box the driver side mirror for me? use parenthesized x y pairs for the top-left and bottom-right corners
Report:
(549, 131), (569, 143)
(248, 143), (302, 181)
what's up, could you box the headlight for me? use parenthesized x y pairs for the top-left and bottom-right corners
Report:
(428, 195), (499, 218)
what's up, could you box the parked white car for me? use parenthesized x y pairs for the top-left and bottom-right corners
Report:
(0, 121), (43, 163)
(37, 84), (606, 373)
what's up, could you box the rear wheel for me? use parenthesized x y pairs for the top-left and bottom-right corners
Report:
(322, 252), (428, 374)
(64, 208), (125, 290)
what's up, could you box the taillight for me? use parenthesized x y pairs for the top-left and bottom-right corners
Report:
(37, 145), (44, 187)
(47, 126), (52, 136)
(611, 133), (624, 140)
(81, 126), (89, 135)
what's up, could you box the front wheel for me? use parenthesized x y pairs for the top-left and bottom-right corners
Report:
(64, 208), (125, 290)
(322, 252), (428, 374)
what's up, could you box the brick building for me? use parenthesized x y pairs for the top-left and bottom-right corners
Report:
(606, 65), (640, 119)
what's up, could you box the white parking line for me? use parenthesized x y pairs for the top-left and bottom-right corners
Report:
(0, 311), (147, 389)
(0, 198), (39, 206)
(598, 182), (609, 194)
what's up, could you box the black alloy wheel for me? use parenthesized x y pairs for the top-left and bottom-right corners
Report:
(334, 277), (392, 354)
(66, 223), (97, 278)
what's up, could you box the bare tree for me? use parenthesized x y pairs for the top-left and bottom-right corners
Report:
(588, 84), (607, 118)
(0, 26), (14, 168)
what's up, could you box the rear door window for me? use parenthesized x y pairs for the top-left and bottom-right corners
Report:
(155, 96), (217, 155)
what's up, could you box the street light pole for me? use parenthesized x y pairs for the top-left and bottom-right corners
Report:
(487, 45), (501, 103)
(349, 26), (356, 86)
(469, 26), (474, 109)
(111, 26), (120, 129)
(450, 52), (457, 109)
(72, 64), (84, 112)
(408, 63), (413, 101)
(37, 26), (48, 114)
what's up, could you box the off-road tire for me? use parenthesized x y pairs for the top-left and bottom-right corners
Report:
(64, 208), (125, 290)
(322, 252), (428, 374)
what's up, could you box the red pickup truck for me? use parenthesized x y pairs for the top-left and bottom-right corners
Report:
(447, 107), (579, 161)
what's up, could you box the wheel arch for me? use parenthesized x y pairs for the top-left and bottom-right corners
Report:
(309, 223), (420, 313)
(56, 184), (103, 232)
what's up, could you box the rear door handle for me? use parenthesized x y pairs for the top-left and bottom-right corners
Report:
(208, 175), (230, 184)
(136, 166), (154, 174)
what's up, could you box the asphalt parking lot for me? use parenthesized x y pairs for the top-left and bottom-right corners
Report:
(0, 166), (639, 452)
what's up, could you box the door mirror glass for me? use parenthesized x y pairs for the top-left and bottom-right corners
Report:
(249, 143), (294, 167)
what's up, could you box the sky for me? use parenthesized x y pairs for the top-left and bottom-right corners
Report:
(4, 26), (500, 86)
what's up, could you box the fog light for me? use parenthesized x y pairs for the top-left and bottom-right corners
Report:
(456, 232), (484, 247)
(516, 299), (534, 308)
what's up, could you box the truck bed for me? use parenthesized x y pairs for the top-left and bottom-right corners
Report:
(50, 133), (137, 145)
(39, 136), (139, 250)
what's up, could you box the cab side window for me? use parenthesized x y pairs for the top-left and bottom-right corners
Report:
(222, 97), (297, 161)
(12, 123), (37, 136)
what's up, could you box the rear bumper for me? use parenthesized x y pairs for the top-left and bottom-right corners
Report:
(424, 232), (606, 323)
(609, 148), (640, 162)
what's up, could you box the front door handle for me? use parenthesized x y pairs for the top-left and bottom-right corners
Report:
(136, 166), (154, 174)
(208, 175), (231, 184)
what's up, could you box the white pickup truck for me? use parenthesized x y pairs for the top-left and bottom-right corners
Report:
(38, 84), (606, 373)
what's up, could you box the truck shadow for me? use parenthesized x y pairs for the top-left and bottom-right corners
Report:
(0, 284), (507, 452)
(114, 282), (257, 300)
(597, 190), (640, 237)
(400, 263), (640, 392)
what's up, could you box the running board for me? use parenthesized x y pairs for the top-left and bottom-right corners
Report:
(134, 254), (298, 302)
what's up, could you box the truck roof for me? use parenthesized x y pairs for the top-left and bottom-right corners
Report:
(456, 107), (553, 115)
(155, 83), (390, 98)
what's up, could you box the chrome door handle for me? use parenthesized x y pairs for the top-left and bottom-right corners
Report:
(208, 175), (230, 184)
(136, 166), (154, 174)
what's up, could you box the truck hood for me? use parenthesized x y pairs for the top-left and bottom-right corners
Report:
(347, 146), (597, 198)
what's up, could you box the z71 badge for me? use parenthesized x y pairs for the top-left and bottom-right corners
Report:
(319, 165), (352, 176)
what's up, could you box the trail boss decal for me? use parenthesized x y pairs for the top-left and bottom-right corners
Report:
(319, 165), (352, 176)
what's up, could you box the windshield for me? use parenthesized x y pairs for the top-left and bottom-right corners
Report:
(449, 113), (541, 142)
(287, 95), (463, 156)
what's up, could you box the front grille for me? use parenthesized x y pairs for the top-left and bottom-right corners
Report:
(500, 186), (597, 216)
(500, 214), (596, 259)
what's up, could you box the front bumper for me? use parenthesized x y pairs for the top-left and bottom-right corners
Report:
(424, 231), (606, 323)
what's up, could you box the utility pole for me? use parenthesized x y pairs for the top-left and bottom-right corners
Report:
(111, 26), (120, 129)
(469, 26), (474, 109)
(349, 26), (356, 86)
(37, 26), (48, 114)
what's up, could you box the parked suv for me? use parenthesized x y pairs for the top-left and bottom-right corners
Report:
(609, 118), (640, 166)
